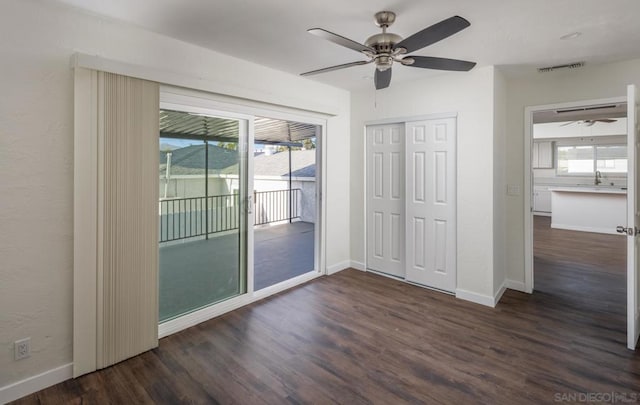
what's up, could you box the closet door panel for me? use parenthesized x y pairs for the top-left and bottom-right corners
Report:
(405, 118), (457, 292)
(366, 124), (405, 277)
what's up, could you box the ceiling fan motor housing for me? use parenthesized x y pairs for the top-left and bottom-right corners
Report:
(365, 32), (403, 71)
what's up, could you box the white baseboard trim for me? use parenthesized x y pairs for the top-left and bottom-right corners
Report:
(455, 288), (496, 308)
(551, 223), (621, 236)
(505, 279), (527, 293)
(533, 212), (551, 217)
(493, 281), (507, 306)
(0, 363), (73, 404)
(326, 260), (352, 275)
(350, 261), (366, 271)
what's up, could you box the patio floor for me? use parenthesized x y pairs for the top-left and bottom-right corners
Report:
(159, 221), (315, 322)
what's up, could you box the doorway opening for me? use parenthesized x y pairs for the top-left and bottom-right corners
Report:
(527, 99), (628, 344)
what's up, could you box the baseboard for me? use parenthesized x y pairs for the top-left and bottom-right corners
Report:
(533, 212), (551, 217)
(505, 279), (527, 293)
(551, 223), (621, 235)
(0, 363), (72, 404)
(326, 260), (352, 275)
(349, 261), (366, 271)
(455, 288), (496, 308)
(493, 281), (507, 306)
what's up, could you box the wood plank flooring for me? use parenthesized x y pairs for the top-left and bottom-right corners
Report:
(12, 217), (640, 404)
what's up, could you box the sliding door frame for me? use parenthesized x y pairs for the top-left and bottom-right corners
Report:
(158, 86), (327, 337)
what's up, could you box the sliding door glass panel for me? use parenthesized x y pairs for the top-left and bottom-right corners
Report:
(253, 116), (318, 290)
(158, 110), (247, 322)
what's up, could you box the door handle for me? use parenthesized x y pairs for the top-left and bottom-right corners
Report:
(247, 195), (253, 215)
(617, 225), (639, 236)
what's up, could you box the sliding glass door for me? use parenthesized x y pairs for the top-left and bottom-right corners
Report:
(158, 110), (249, 322)
(252, 117), (319, 290)
(156, 89), (325, 332)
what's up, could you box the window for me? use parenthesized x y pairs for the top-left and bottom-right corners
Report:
(596, 145), (627, 173)
(557, 144), (627, 175)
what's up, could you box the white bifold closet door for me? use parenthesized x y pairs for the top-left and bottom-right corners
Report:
(366, 118), (456, 292)
(366, 124), (405, 277)
(405, 118), (456, 292)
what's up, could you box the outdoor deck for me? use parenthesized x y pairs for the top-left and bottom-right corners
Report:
(159, 221), (315, 322)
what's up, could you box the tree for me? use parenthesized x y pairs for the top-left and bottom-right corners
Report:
(302, 138), (316, 150)
(217, 142), (238, 150)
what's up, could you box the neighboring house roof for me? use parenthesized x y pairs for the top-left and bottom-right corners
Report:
(248, 149), (316, 178)
(161, 145), (316, 178)
(160, 144), (238, 175)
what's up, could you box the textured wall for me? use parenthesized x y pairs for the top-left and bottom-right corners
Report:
(0, 0), (349, 388)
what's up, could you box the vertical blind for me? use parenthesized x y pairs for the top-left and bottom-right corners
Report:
(74, 70), (159, 376)
(96, 72), (159, 368)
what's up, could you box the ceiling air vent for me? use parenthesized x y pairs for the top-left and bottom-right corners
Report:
(555, 104), (617, 114)
(537, 61), (585, 73)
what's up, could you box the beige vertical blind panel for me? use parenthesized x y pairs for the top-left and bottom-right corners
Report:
(96, 72), (159, 368)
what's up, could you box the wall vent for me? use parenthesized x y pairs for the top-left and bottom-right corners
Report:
(556, 104), (617, 114)
(537, 61), (585, 73)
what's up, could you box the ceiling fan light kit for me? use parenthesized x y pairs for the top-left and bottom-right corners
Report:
(301, 11), (477, 90)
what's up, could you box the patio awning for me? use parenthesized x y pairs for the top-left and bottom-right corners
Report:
(160, 110), (318, 145)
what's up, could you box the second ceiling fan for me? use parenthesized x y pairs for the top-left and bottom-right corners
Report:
(301, 11), (477, 90)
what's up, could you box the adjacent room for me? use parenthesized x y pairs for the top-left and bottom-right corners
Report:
(530, 103), (629, 350)
(2, 0), (640, 403)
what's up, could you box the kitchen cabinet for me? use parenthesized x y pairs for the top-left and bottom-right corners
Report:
(533, 186), (552, 213)
(532, 141), (553, 169)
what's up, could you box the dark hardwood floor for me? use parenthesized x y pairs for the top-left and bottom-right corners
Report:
(13, 218), (640, 404)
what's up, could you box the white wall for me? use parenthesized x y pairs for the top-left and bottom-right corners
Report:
(0, 0), (350, 391)
(504, 58), (640, 286)
(493, 69), (508, 295)
(350, 66), (498, 301)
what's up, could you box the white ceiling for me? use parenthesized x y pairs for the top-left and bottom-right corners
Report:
(55, 0), (640, 90)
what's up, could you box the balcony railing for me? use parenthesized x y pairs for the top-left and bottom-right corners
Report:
(159, 189), (300, 243)
(254, 189), (299, 226)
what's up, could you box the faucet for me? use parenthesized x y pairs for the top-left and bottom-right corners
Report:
(595, 170), (602, 185)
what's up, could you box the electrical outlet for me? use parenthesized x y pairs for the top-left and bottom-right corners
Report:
(14, 338), (31, 360)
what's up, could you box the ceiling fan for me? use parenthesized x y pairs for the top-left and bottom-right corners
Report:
(560, 119), (618, 127)
(300, 11), (477, 90)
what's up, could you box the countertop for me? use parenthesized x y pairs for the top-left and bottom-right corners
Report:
(547, 186), (627, 195)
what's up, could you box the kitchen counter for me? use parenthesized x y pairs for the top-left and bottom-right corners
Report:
(548, 186), (627, 195)
(549, 187), (626, 235)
